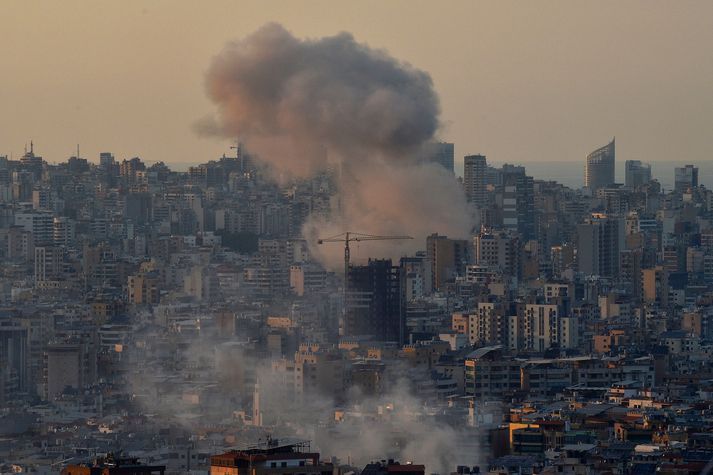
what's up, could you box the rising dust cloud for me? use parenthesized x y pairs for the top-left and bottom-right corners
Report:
(198, 23), (473, 268)
(137, 24), (486, 473)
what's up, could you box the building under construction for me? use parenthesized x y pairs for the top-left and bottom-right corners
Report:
(343, 259), (404, 345)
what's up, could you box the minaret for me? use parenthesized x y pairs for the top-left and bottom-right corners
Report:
(252, 380), (263, 426)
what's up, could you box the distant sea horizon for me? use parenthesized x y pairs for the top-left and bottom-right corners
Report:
(156, 159), (713, 192)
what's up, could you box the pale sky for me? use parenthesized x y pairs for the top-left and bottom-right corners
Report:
(2, 1), (713, 174)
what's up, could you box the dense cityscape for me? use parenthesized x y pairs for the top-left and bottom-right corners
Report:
(1, 134), (713, 474)
(3, 4), (713, 475)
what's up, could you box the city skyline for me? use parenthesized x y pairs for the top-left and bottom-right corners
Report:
(3, 1), (713, 173)
(5, 3), (713, 474)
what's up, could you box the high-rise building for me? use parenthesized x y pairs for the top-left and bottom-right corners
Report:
(344, 259), (403, 344)
(43, 327), (98, 401)
(99, 152), (119, 186)
(19, 141), (43, 180)
(674, 164), (698, 192)
(15, 211), (54, 245)
(289, 263), (327, 296)
(99, 152), (115, 169)
(620, 249), (642, 301)
(45, 343), (93, 400)
(474, 230), (521, 280)
(464, 154), (487, 206)
(0, 324), (29, 404)
(576, 213), (623, 278)
(52, 217), (76, 247)
(34, 246), (64, 284)
(120, 157), (146, 185)
(551, 244), (575, 278)
(127, 272), (161, 305)
(189, 163), (225, 188)
(624, 160), (652, 188)
(32, 188), (51, 211)
(523, 304), (561, 352)
(642, 266), (668, 307)
(426, 233), (472, 291)
(467, 302), (508, 347)
(465, 346), (520, 399)
(125, 192), (153, 226)
(293, 344), (349, 399)
(423, 141), (454, 173)
(400, 254), (433, 301)
(501, 165), (535, 241)
(584, 138), (615, 191)
(6, 225), (34, 261)
(185, 266), (220, 300)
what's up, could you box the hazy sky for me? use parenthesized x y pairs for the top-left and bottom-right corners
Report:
(2, 1), (713, 174)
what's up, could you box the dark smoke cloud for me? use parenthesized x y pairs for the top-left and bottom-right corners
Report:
(201, 23), (473, 267)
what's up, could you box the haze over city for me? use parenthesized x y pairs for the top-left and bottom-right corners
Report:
(3, 1), (713, 173)
(5, 2), (713, 475)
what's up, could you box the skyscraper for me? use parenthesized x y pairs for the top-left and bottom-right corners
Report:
(674, 164), (698, 192)
(584, 138), (615, 191)
(423, 141), (455, 173)
(501, 165), (535, 241)
(464, 154), (487, 206)
(624, 160), (652, 188)
(344, 259), (403, 344)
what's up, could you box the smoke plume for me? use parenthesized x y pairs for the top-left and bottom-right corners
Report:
(128, 335), (485, 474)
(201, 23), (473, 266)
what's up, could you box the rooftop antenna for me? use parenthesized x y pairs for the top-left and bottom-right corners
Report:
(30, 140), (33, 154)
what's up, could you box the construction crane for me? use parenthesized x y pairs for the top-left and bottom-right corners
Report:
(318, 232), (413, 343)
(317, 231), (413, 293)
(230, 139), (244, 173)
